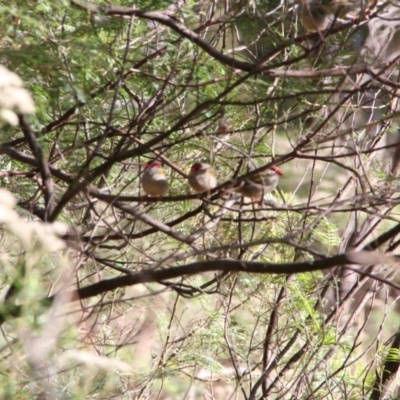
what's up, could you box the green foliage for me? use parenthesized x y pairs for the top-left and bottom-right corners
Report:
(312, 217), (341, 253)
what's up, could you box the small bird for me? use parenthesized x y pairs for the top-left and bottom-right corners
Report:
(217, 118), (230, 135)
(295, 1), (331, 32)
(232, 166), (283, 203)
(188, 163), (218, 193)
(141, 161), (168, 197)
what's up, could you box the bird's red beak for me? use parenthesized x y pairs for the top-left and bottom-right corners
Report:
(271, 166), (283, 176)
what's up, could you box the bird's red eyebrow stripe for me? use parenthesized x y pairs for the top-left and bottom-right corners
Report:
(145, 161), (162, 168)
(191, 163), (202, 171)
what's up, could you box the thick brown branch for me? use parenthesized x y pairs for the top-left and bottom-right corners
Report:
(1, 251), (398, 326)
(61, 251), (399, 302)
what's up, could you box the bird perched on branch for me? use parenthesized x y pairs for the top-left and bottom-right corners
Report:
(188, 163), (218, 193)
(230, 166), (283, 204)
(217, 117), (230, 135)
(141, 161), (168, 197)
(295, 0), (332, 32)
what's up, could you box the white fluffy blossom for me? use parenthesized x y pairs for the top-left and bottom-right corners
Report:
(0, 189), (67, 253)
(0, 65), (34, 126)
